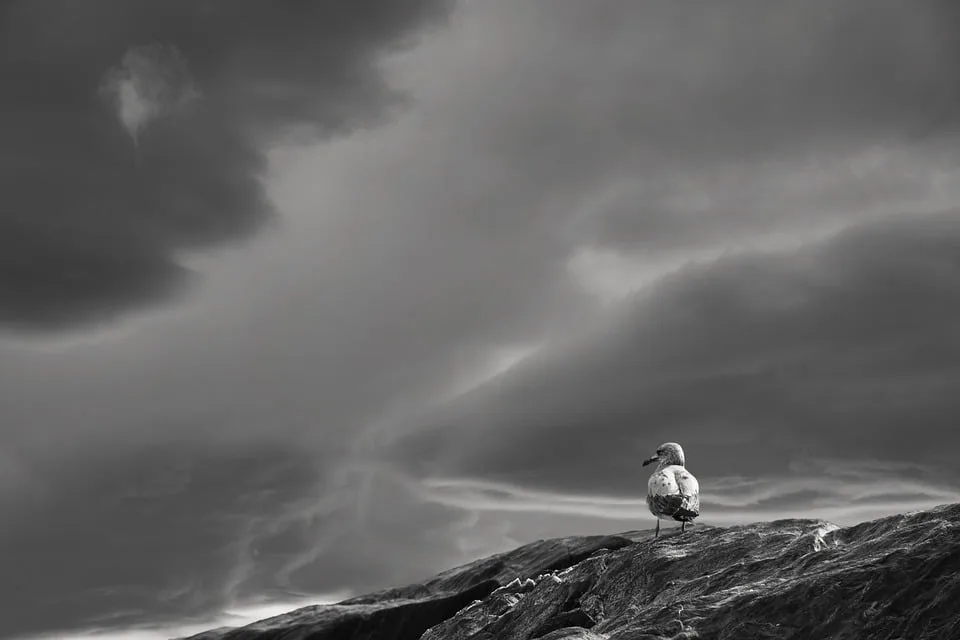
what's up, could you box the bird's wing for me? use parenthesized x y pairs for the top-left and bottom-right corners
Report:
(674, 468), (699, 497)
(647, 494), (688, 518)
(672, 468), (700, 517)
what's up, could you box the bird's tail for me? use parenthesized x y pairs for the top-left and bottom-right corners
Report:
(673, 508), (698, 522)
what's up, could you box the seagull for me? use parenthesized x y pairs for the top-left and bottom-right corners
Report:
(643, 442), (700, 538)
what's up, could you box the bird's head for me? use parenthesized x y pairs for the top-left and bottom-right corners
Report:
(643, 442), (685, 468)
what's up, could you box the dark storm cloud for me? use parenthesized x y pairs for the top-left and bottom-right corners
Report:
(229, 0), (960, 452)
(0, 0), (450, 329)
(451, 0), (960, 252)
(615, 0), (960, 151)
(393, 210), (960, 493)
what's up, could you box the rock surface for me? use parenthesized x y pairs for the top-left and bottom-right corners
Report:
(182, 503), (960, 640)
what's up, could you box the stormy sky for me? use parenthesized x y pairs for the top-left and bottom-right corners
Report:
(3, 0), (960, 637)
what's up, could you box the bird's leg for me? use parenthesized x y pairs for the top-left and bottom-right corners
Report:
(655, 519), (660, 538)
(681, 521), (686, 533)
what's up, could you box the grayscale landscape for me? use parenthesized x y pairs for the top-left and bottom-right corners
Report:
(1, 1), (959, 639)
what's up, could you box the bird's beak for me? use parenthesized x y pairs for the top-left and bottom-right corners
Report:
(642, 455), (658, 467)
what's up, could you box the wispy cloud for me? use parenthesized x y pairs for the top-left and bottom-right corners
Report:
(99, 44), (199, 151)
(442, 344), (543, 400)
(415, 458), (960, 528)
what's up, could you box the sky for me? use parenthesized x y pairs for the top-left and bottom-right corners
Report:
(3, 0), (960, 638)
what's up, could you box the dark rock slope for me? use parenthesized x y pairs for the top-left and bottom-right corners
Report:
(182, 503), (960, 640)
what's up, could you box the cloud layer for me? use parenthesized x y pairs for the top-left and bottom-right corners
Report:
(0, 0), (450, 329)
(392, 211), (960, 492)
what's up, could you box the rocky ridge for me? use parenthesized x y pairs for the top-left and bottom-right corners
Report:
(182, 502), (960, 640)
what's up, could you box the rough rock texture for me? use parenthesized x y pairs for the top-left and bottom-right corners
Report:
(179, 535), (631, 640)
(182, 503), (960, 640)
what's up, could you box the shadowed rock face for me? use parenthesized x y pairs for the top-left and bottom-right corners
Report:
(182, 503), (960, 640)
(179, 535), (632, 640)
